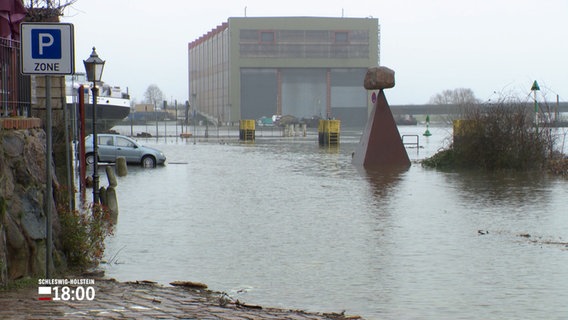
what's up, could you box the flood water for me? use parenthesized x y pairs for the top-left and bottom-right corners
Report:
(99, 124), (568, 319)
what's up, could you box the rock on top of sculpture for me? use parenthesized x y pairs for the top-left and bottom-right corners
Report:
(364, 66), (395, 90)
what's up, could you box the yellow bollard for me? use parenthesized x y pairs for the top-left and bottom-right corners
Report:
(239, 120), (255, 141)
(318, 119), (340, 146)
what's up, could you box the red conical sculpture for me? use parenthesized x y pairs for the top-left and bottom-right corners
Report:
(352, 67), (410, 168)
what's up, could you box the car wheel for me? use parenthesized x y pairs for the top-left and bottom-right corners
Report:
(86, 153), (96, 165)
(142, 155), (156, 168)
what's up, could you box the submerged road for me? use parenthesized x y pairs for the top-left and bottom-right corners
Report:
(0, 278), (361, 319)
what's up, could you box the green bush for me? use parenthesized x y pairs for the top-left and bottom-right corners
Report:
(423, 101), (553, 171)
(59, 204), (114, 270)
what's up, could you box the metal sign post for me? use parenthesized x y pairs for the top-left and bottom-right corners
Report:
(20, 22), (74, 278)
(45, 75), (53, 278)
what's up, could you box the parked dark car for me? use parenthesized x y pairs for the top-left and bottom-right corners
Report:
(84, 134), (166, 167)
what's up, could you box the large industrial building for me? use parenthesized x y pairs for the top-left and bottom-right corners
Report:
(188, 16), (380, 127)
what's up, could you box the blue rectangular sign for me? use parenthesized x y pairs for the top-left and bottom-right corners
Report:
(20, 23), (74, 75)
(31, 29), (62, 59)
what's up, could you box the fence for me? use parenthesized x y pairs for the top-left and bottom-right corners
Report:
(0, 38), (32, 117)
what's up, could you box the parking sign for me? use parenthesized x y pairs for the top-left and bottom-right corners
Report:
(20, 23), (74, 75)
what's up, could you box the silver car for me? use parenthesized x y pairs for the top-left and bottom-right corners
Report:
(84, 134), (166, 167)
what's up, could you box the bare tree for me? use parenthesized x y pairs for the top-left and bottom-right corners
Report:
(23, 0), (77, 21)
(144, 84), (165, 107)
(429, 88), (479, 105)
(23, 0), (77, 9)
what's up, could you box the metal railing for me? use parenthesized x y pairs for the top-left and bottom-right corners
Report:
(402, 134), (420, 149)
(0, 38), (32, 117)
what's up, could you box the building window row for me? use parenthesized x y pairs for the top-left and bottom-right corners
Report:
(240, 43), (369, 59)
(239, 29), (369, 59)
(240, 29), (369, 44)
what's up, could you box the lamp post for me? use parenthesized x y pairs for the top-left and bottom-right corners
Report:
(83, 47), (105, 204)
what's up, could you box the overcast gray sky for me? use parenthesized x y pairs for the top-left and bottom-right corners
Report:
(61, 0), (567, 105)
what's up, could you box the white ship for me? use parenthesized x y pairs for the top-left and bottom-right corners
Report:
(66, 73), (131, 133)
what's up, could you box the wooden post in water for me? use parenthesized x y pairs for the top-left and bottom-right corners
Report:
(116, 156), (128, 177)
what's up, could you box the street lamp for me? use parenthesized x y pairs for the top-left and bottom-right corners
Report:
(83, 47), (105, 204)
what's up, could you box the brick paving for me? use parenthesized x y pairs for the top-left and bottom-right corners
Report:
(0, 278), (362, 319)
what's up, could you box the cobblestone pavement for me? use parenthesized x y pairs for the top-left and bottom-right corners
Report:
(0, 278), (363, 319)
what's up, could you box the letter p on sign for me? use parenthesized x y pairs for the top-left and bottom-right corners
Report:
(31, 29), (61, 59)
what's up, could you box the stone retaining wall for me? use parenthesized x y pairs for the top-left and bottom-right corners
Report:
(0, 128), (62, 283)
